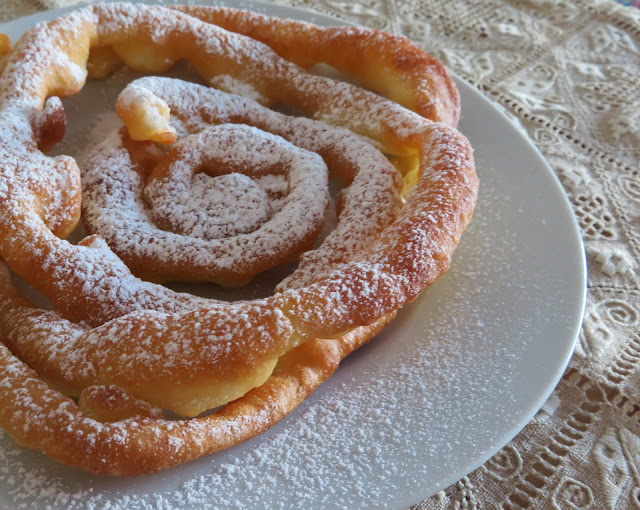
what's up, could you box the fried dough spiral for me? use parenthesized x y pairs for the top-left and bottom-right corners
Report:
(82, 76), (404, 286)
(0, 3), (477, 475)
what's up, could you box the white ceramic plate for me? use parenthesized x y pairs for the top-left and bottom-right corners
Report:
(0, 2), (587, 509)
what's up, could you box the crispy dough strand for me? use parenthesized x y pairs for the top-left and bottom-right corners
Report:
(0, 313), (393, 475)
(172, 5), (460, 127)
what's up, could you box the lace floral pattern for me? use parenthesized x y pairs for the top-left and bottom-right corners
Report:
(1, 0), (639, 508)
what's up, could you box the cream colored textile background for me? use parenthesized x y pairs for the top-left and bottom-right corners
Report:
(1, 0), (639, 508)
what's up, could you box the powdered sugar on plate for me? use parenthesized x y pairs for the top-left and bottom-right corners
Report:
(0, 149), (581, 509)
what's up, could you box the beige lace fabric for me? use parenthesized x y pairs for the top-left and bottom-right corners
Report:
(1, 0), (639, 508)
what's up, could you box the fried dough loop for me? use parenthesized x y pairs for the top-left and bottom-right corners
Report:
(0, 3), (478, 475)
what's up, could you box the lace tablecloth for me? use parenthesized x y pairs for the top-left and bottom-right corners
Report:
(1, 0), (639, 509)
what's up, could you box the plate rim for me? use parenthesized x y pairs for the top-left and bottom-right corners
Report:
(0, 1), (588, 508)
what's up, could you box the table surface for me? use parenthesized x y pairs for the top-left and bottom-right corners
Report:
(1, 1), (639, 509)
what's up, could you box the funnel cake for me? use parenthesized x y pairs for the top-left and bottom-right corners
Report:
(0, 3), (478, 475)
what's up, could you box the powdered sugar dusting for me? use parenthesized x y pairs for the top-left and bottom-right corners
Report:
(0, 1), (481, 499)
(209, 74), (266, 103)
(0, 166), (565, 509)
(154, 171), (273, 240)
